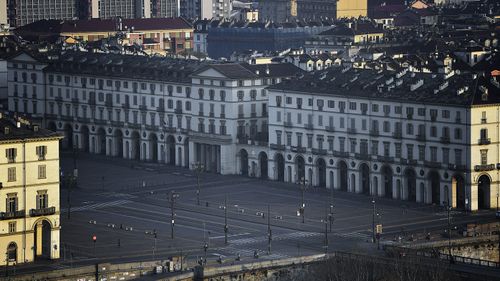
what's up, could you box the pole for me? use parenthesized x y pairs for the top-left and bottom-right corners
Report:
(268, 205), (272, 255)
(171, 192), (175, 239)
(324, 210), (328, 254)
(330, 186), (334, 232)
(372, 198), (376, 243)
(224, 195), (228, 245)
(447, 203), (452, 263)
(67, 176), (72, 219)
(196, 170), (200, 206)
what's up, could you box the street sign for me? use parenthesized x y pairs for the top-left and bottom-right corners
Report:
(376, 224), (383, 234)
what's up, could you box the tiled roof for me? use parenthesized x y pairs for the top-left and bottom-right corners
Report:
(0, 114), (61, 142)
(59, 17), (192, 33)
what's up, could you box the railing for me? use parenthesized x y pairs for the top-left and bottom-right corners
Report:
(127, 123), (141, 130)
(440, 136), (450, 144)
(105, 100), (113, 107)
(347, 128), (357, 134)
(55, 96), (63, 103)
(448, 164), (467, 171)
(291, 146), (306, 153)
(355, 153), (371, 160)
(189, 131), (232, 142)
(157, 106), (165, 113)
(174, 108), (182, 114)
(111, 121), (124, 127)
(165, 127), (177, 133)
(416, 134), (426, 142)
(424, 161), (441, 169)
(89, 98), (96, 105)
(220, 113), (226, 119)
(30, 207), (56, 217)
(122, 103), (130, 109)
(270, 144), (285, 151)
(0, 210), (25, 220)
(312, 148), (327, 155)
(139, 105), (148, 111)
(474, 164), (495, 172)
(325, 126), (335, 132)
(94, 119), (107, 125)
(284, 121), (293, 128)
(377, 155), (394, 163)
(71, 98), (79, 104)
(370, 130), (379, 137)
(251, 112), (257, 118)
(478, 138), (491, 145)
(408, 159), (418, 165)
(238, 113), (244, 119)
(304, 123), (314, 130)
(145, 125), (159, 131)
(392, 131), (402, 139)
(77, 117), (90, 123)
(333, 151), (349, 158)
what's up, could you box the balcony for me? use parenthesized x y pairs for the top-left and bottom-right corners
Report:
(71, 98), (79, 104)
(220, 113), (226, 119)
(440, 136), (450, 144)
(270, 144), (285, 151)
(122, 103), (130, 109)
(165, 127), (177, 133)
(355, 153), (371, 160)
(209, 112), (215, 118)
(189, 131), (232, 144)
(157, 106), (166, 113)
(424, 161), (441, 169)
(44, 113), (58, 120)
(238, 113), (244, 119)
(399, 159), (407, 165)
(111, 121), (124, 127)
(199, 111), (205, 117)
(174, 108), (182, 114)
(393, 131), (402, 139)
(237, 136), (249, 144)
(0, 210), (25, 220)
(478, 138), (491, 145)
(251, 112), (257, 118)
(139, 105), (148, 111)
(448, 164), (467, 171)
(105, 100), (113, 107)
(94, 119), (107, 125)
(370, 130), (379, 137)
(89, 98), (96, 105)
(347, 128), (357, 134)
(416, 134), (426, 142)
(291, 146), (306, 153)
(333, 151), (349, 158)
(304, 123), (314, 130)
(284, 121), (293, 128)
(145, 125), (159, 131)
(325, 126), (335, 132)
(377, 155), (394, 163)
(55, 96), (63, 103)
(474, 164), (495, 172)
(312, 148), (327, 155)
(408, 159), (418, 166)
(30, 207), (56, 217)
(127, 123), (141, 130)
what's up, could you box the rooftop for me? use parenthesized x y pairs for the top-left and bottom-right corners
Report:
(0, 113), (61, 142)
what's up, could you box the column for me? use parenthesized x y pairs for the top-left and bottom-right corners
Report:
(189, 141), (196, 165)
(36, 223), (42, 256)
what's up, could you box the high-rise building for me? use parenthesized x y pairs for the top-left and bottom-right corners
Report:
(0, 112), (62, 266)
(79, 0), (179, 20)
(337, 0), (367, 18)
(259, 0), (336, 22)
(180, 0), (232, 20)
(8, 0), (76, 28)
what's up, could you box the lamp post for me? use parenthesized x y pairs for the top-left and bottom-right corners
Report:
(224, 195), (228, 245)
(372, 198), (376, 243)
(192, 162), (204, 205)
(444, 201), (453, 263)
(296, 177), (308, 223)
(169, 191), (179, 239)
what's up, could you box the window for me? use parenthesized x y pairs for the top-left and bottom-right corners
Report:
(349, 102), (356, 110)
(383, 105), (390, 115)
(339, 138), (346, 152)
(286, 97), (292, 104)
(296, 98), (302, 109)
(297, 113), (302, 124)
(442, 148), (449, 164)
(407, 144), (414, 160)
(38, 165), (46, 179)
(296, 133), (303, 147)
(371, 141), (378, 155)
(276, 131), (282, 145)
(383, 121), (390, 132)
(430, 126), (437, 137)
(418, 146), (425, 161)
(6, 148), (16, 163)
(327, 100), (334, 108)
(480, 149), (488, 165)
(36, 191), (48, 209)
(286, 132), (292, 146)
(307, 134), (313, 148)
(442, 110), (450, 119)
(395, 106), (402, 114)
(430, 147), (437, 162)
(277, 111), (281, 122)
(417, 108), (426, 116)
(481, 111), (487, 124)
(340, 117), (345, 128)
(350, 139), (357, 153)
(8, 167), (16, 181)
(455, 149), (462, 165)
(220, 91), (226, 101)
(6, 195), (17, 212)
(454, 128), (462, 140)
(480, 128), (488, 140)
(8, 222), (16, 233)
(395, 143), (402, 158)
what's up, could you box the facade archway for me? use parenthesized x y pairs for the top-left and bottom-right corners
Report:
(7, 242), (17, 262)
(478, 175), (491, 210)
(114, 130), (123, 157)
(240, 149), (249, 176)
(63, 124), (73, 149)
(97, 128), (106, 155)
(34, 220), (51, 258)
(81, 125), (90, 153)
(338, 160), (348, 191)
(259, 152), (268, 180)
(316, 158), (327, 188)
(295, 155), (305, 182)
(405, 169), (417, 202)
(166, 135), (176, 165)
(131, 131), (141, 160)
(149, 134), (158, 162)
(382, 165), (393, 198)
(428, 171), (440, 205)
(452, 175), (465, 209)
(275, 153), (285, 182)
(360, 163), (370, 195)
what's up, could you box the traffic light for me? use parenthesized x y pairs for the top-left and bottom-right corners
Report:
(92, 235), (97, 243)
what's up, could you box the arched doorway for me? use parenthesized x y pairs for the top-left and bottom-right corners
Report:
(7, 242), (17, 262)
(405, 169), (417, 202)
(360, 163), (370, 195)
(478, 175), (491, 210)
(382, 165), (393, 199)
(63, 124), (73, 149)
(131, 131), (141, 160)
(259, 152), (268, 180)
(316, 158), (326, 188)
(149, 134), (158, 162)
(97, 128), (106, 155)
(275, 153), (285, 182)
(34, 220), (51, 258)
(240, 149), (249, 176)
(166, 135), (176, 165)
(338, 160), (348, 191)
(295, 155), (305, 182)
(81, 126), (90, 153)
(114, 130), (123, 157)
(452, 175), (465, 209)
(428, 171), (441, 205)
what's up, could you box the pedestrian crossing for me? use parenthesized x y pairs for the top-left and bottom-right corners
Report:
(63, 199), (131, 212)
(221, 246), (289, 260)
(334, 231), (372, 241)
(229, 231), (321, 246)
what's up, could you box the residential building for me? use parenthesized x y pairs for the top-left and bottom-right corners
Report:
(0, 112), (62, 265)
(258, 0), (336, 22)
(7, 0), (76, 27)
(180, 0), (233, 19)
(266, 67), (499, 211)
(7, 50), (300, 175)
(337, 0), (367, 18)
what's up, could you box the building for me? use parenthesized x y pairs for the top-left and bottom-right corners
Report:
(7, 0), (76, 28)
(180, 0), (233, 20)
(265, 67), (499, 211)
(337, 0), (367, 18)
(7, 50), (300, 175)
(0, 112), (62, 266)
(258, 0), (336, 22)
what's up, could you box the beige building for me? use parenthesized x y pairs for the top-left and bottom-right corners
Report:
(337, 0), (367, 18)
(0, 113), (62, 266)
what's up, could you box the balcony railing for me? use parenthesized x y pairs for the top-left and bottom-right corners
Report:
(30, 207), (56, 217)
(416, 134), (426, 142)
(111, 121), (124, 127)
(139, 105), (148, 111)
(0, 210), (25, 220)
(284, 121), (293, 128)
(312, 148), (327, 155)
(440, 136), (450, 144)
(333, 151), (349, 158)
(251, 112), (257, 118)
(325, 126), (335, 132)
(474, 164), (495, 172)
(408, 159), (418, 165)
(448, 164), (467, 171)
(370, 130), (379, 137)
(77, 117), (90, 123)
(71, 98), (79, 104)
(157, 106), (165, 113)
(424, 161), (441, 169)
(127, 123), (141, 130)
(105, 100), (113, 107)
(304, 123), (314, 130)
(347, 128), (357, 134)
(174, 108), (183, 114)
(270, 144), (285, 151)
(478, 138), (491, 145)
(393, 131), (402, 139)
(122, 103), (130, 109)
(355, 153), (371, 160)
(291, 146), (306, 153)
(377, 155), (394, 163)
(238, 113), (244, 119)
(145, 125), (159, 131)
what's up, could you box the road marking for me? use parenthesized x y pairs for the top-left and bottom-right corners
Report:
(62, 200), (131, 212)
(211, 233), (251, 239)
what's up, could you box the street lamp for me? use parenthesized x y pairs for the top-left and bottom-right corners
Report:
(169, 191), (180, 239)
(296, 177), (308, 223)
(191, 162), (204, 205)
(444, 201), (453, 263)
(372, 198), (376, 243)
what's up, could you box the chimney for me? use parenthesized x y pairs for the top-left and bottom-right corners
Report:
(33, 125), (39, 132)
(4, 127), (9, 134)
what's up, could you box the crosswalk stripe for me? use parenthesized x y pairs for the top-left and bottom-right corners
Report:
(62, 200), (131, 212)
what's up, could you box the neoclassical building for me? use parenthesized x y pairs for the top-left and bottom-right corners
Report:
(7, 51), (299, 175)
(265, 67), (499, 211)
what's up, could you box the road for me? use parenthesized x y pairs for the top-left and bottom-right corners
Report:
(11, 152), (498, 275)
